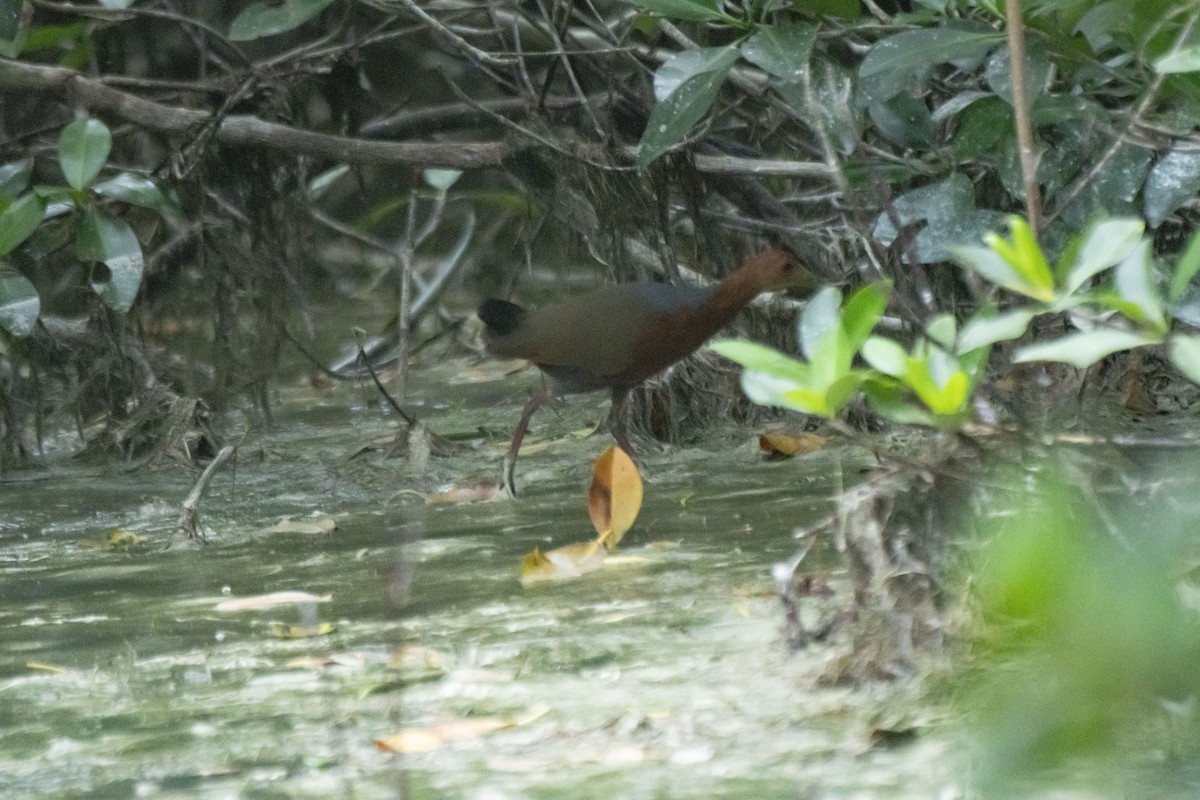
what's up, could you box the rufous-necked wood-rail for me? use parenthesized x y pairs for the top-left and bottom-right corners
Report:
(479, 248), (808, 494)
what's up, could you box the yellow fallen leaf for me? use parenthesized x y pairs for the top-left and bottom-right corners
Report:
(520, 541), (607, 586)
(215, 591), (332, 612)
(375, 706), (549, 753)
(389, 645), (446, 671)
(759, 431), (827, 460)
(26, 661), (66, 673)
(420, 481), (505, 504)
(268, 621), (335, 639)
(588, 446), (643, 548)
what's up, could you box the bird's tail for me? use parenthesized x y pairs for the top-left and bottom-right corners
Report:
(478, 299), (526, 335)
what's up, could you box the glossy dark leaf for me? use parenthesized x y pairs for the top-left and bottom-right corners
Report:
(0, 272), (39, 338)
(624, 0), (729, 22)
(76, 209), (144, 313)
(0, 159), (33, 199)
(637, 45), (739, 170)
(1144, 150), (1200, 228)
(92, 173), (170, 211)
(741, 21), (817, 83)
(58, 118), (111, 190)
(0, 192), (45, 257)
(868, 93), (933, 149)
(858, 27), (1002, 104)
(229, 0), (335, 41)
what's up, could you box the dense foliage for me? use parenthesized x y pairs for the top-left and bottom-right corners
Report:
(3, 1), (1200, 465)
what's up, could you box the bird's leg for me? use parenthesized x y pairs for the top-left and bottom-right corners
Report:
(501, 391), (548, 496)
(608, 386), (636, 459)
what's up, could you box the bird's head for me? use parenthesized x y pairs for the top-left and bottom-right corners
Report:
(741, 248), (815, 294)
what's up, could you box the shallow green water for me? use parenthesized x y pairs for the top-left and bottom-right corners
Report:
(6, 361), (1200, 798)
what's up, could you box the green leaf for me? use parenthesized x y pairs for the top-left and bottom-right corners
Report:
(1169, 334), (1200, 385)
(91, 173), (168, 211)
(861, 336), (907, 377)
(1059, 217), (1145, 295)
(1154, 44), (1200, 74)
(957, 307), (1036, 354)
(624, 0), (730, 22)
(740, 369), (828, 415)
(423, 169), (462, 192)
(954, 244), (1051, 302)
(841, 282), (889, 353)
(858, 27), (1002, 104)
(1004, 217), (1055, 298)
(868, 93), (934, 149)
(926, 314), (957, 349)
(984, 39), (1052, 106)
(1013, 329), (1160, 369)
(796, 284), (844, 367)
(229, 0), (335, 41)
(637, 45), (739, 170)
(709, 339), (810, 383)
(776, 60), (860, 156)
(0, 192), (45, 257)
(58, 118), (111, 190)
(1113, 239), (1166, 331)
(1169, 229), (1200, 305)
(308, 165), (349, 198)
(925, 370), (969, 415)
(0, 0), (21, 41)
(1144, 150), (1200, 228)
(76, 209), (144, 313)
(740, 21), (817, 83)
(0, 159), (33, 199)
(0, 272), (39, 338)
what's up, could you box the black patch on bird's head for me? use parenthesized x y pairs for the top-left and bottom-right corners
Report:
(478, 299), (526, 335)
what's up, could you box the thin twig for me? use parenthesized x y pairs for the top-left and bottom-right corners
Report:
(394, 0), (516, 67)
(1005, 0), (1042, 231)
(176, 442), (238, 541)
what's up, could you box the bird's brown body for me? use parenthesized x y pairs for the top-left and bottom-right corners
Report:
(479, 249), (805, 494)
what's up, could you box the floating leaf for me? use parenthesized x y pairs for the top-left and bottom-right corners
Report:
(758, 431), (827, 460)
(215, 591), (332, 612)
(376, 706), (549, 753)
(263, 514), (338, 535)
(420, 481), (505, 504)
(588, 446), (643, 548)
(269, 621), (334, 639)
(58, 118), (111, 190)
(520, 541), (608, 586)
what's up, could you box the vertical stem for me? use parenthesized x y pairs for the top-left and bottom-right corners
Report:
(1006, 0), (1042, 232)
(396, 188), (417, 402)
